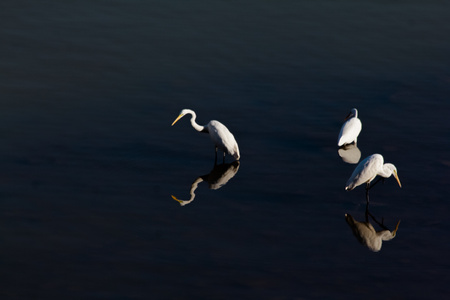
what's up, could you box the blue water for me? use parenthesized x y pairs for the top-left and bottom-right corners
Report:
(1, 1), (450, 299)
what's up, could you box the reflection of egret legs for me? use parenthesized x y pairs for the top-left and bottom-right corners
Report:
(365, 202), (388, 230)
(365, 201), (401, 235)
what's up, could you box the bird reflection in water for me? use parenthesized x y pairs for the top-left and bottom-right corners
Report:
(345, 203), (400, 252)
(171, 161), (240, 206)
(338, 143), (361, 164)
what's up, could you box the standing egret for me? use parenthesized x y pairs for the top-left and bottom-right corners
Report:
(171, 109), (240, 162)
(338, 108), (362, 147)
(345, 153), (401, 202)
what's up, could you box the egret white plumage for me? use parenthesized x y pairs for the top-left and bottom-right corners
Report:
(345, 154), (401, 201)
(338, 108), (362, 147)
(171, 109), (240, 162)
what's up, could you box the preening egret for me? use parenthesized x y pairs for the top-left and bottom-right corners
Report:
(171, 109), (240, 162)
(345, 154), (401, 202)
(338, 108), (362, 147)
(345, 213), (400, 252)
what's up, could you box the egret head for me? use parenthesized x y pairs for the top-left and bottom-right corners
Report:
(171, 109), (193, 126)
(344, 108), (358, 120)
(393, 169), (402, 188)
(385, 163), (402, 188)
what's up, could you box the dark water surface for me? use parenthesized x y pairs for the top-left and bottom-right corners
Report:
(1, 1), (450, 299)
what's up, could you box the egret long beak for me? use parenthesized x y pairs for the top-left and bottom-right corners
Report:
(392, 220), (401, 236)
(344, 112), (353, 121)
(393, 170), (402, 188)
(171, 195), (183, 204)
(171, 114), (184, 126)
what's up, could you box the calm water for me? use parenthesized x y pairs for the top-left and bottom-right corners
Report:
(1, 1), (450, 299)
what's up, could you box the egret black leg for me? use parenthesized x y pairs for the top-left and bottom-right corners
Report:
(368, 177), (384, 190)
(365, 183), (370, 203)
(223, 152), (225, 164)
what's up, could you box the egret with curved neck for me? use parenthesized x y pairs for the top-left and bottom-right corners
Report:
(171, 109), (240, 162)
(345, 153), (401, 202)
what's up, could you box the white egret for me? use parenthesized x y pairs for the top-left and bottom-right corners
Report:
(171, 109), (240, 162)
(345, 154), (401, 202)
(345, 213), (400, 252)
(345, 153), (401, 190)
(338, 108), (362, 147)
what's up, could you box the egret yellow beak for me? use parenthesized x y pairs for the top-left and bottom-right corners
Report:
(171, 114), (184, 126)
(392, 220), (401, 236)
(171, 195), (183, 204)
(393, 170), (402, 188)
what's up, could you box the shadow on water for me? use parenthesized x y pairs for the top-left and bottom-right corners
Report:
(171, 161), (240, 206)
(345, 203), (401, 252)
